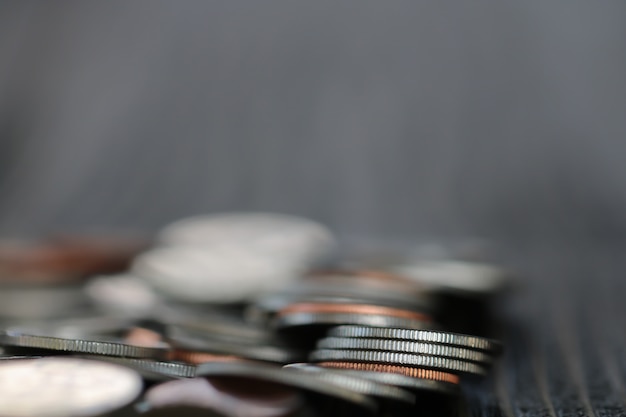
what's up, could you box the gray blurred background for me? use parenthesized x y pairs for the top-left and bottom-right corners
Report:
(0, 1), (625, 241)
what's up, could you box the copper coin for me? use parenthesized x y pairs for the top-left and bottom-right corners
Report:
(0, 236), (147, 285)
(316, 362), (460, 384)
(170, 349), (245, 365)
(277, 302), (431, 322)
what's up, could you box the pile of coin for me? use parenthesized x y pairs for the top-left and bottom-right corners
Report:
(0, 212), (505, 417)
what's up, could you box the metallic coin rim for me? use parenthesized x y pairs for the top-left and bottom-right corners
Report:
(284, 363), (459, 395)
(309, 349), (487, 376)
(81, 356), (197, 379)
(273, 312), (431, 331)
(314, 362), (460, 384)
(0, 331), (169, 359)
(327, 325), (502, 353)
(281, 364), (415, 404)
(316, 337), (492, 364)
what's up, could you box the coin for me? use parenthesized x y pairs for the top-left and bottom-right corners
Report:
(0, 236), (146, 285)
(274, 312), (431, 332)
(195, 361), (377, 412)
(327, 325), (502, 353)
(158, 212), (336, 265)
(313, 362), (460, 384)
(309, 349), (487, 376)
(170, 350), (245, 365)
(0, 330), (170, 359)
(392, 260), (508, 295)
(168, 334), (299, 364)
(284, 363), (459, 395)
(0, 357), (142, 417)
(83, 356), (196, 380)
(281, 364), (416, 404)
(277, 302), (432, 322)
(132, 246), (304, 303)
(316, 337), (492, 364)
(142, 376), (303, 417)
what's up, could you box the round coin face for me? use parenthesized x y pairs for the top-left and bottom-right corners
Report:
(132, 246), (304, 303)
(159, 212), (335, 253)
(0, 357), (142, 417)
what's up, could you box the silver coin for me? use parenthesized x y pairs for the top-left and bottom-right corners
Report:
(158, 212), (336, 265)
(0, 357), (142, 417)
(273, 312), (430, 331)
(195, 361), (377, 412)
(392, 260), (508, 295)
(284, 363), (459, 395)
(132, 246), (305, 303)
(0, 330), (170, 359)
(309, 349), (487, 376)
(327, 325), (502, 353)
(280, 364), (415, 404)
(82, 356), (197, 379)
(316, 337), (492, 364)
(167, 327), (299, 364)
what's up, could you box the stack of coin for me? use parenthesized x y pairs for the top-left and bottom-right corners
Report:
(260, 269), (434, 349)
(299, 325), (501, 397)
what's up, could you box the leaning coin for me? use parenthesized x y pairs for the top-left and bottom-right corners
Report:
(316, 337), (492, 364)
(0, 330), (170, 359)
(0, 357), (142, 417)
(168, 333), (299, 364)
(328, 325), (502, 353)
(285, 363), (459, 395)
(281, 364), (415, 404)
(309, 349), (487, 376)
(195, 361), (377, 413)
(82, 356), (196, 380)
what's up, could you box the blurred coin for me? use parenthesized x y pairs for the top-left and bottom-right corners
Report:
(0, 329), (170, 359)
(316, 337), (492, 364)
(170, 350), (245, 365)
(328, 325), (502, 353)
(142, 376), (303, 417)
(158, 212), (336, 266)
(309, 349), (487, 376)
(132, 246), (304, 303)
(0, 357), (142, 417)
(273, 302), (431, 332)
(85, 274), (161, 316)
(392, 261), (508, 296)
(195, 361), (377, 413)
(167, 326), (300, 364)
(0, 236), (146, 285)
